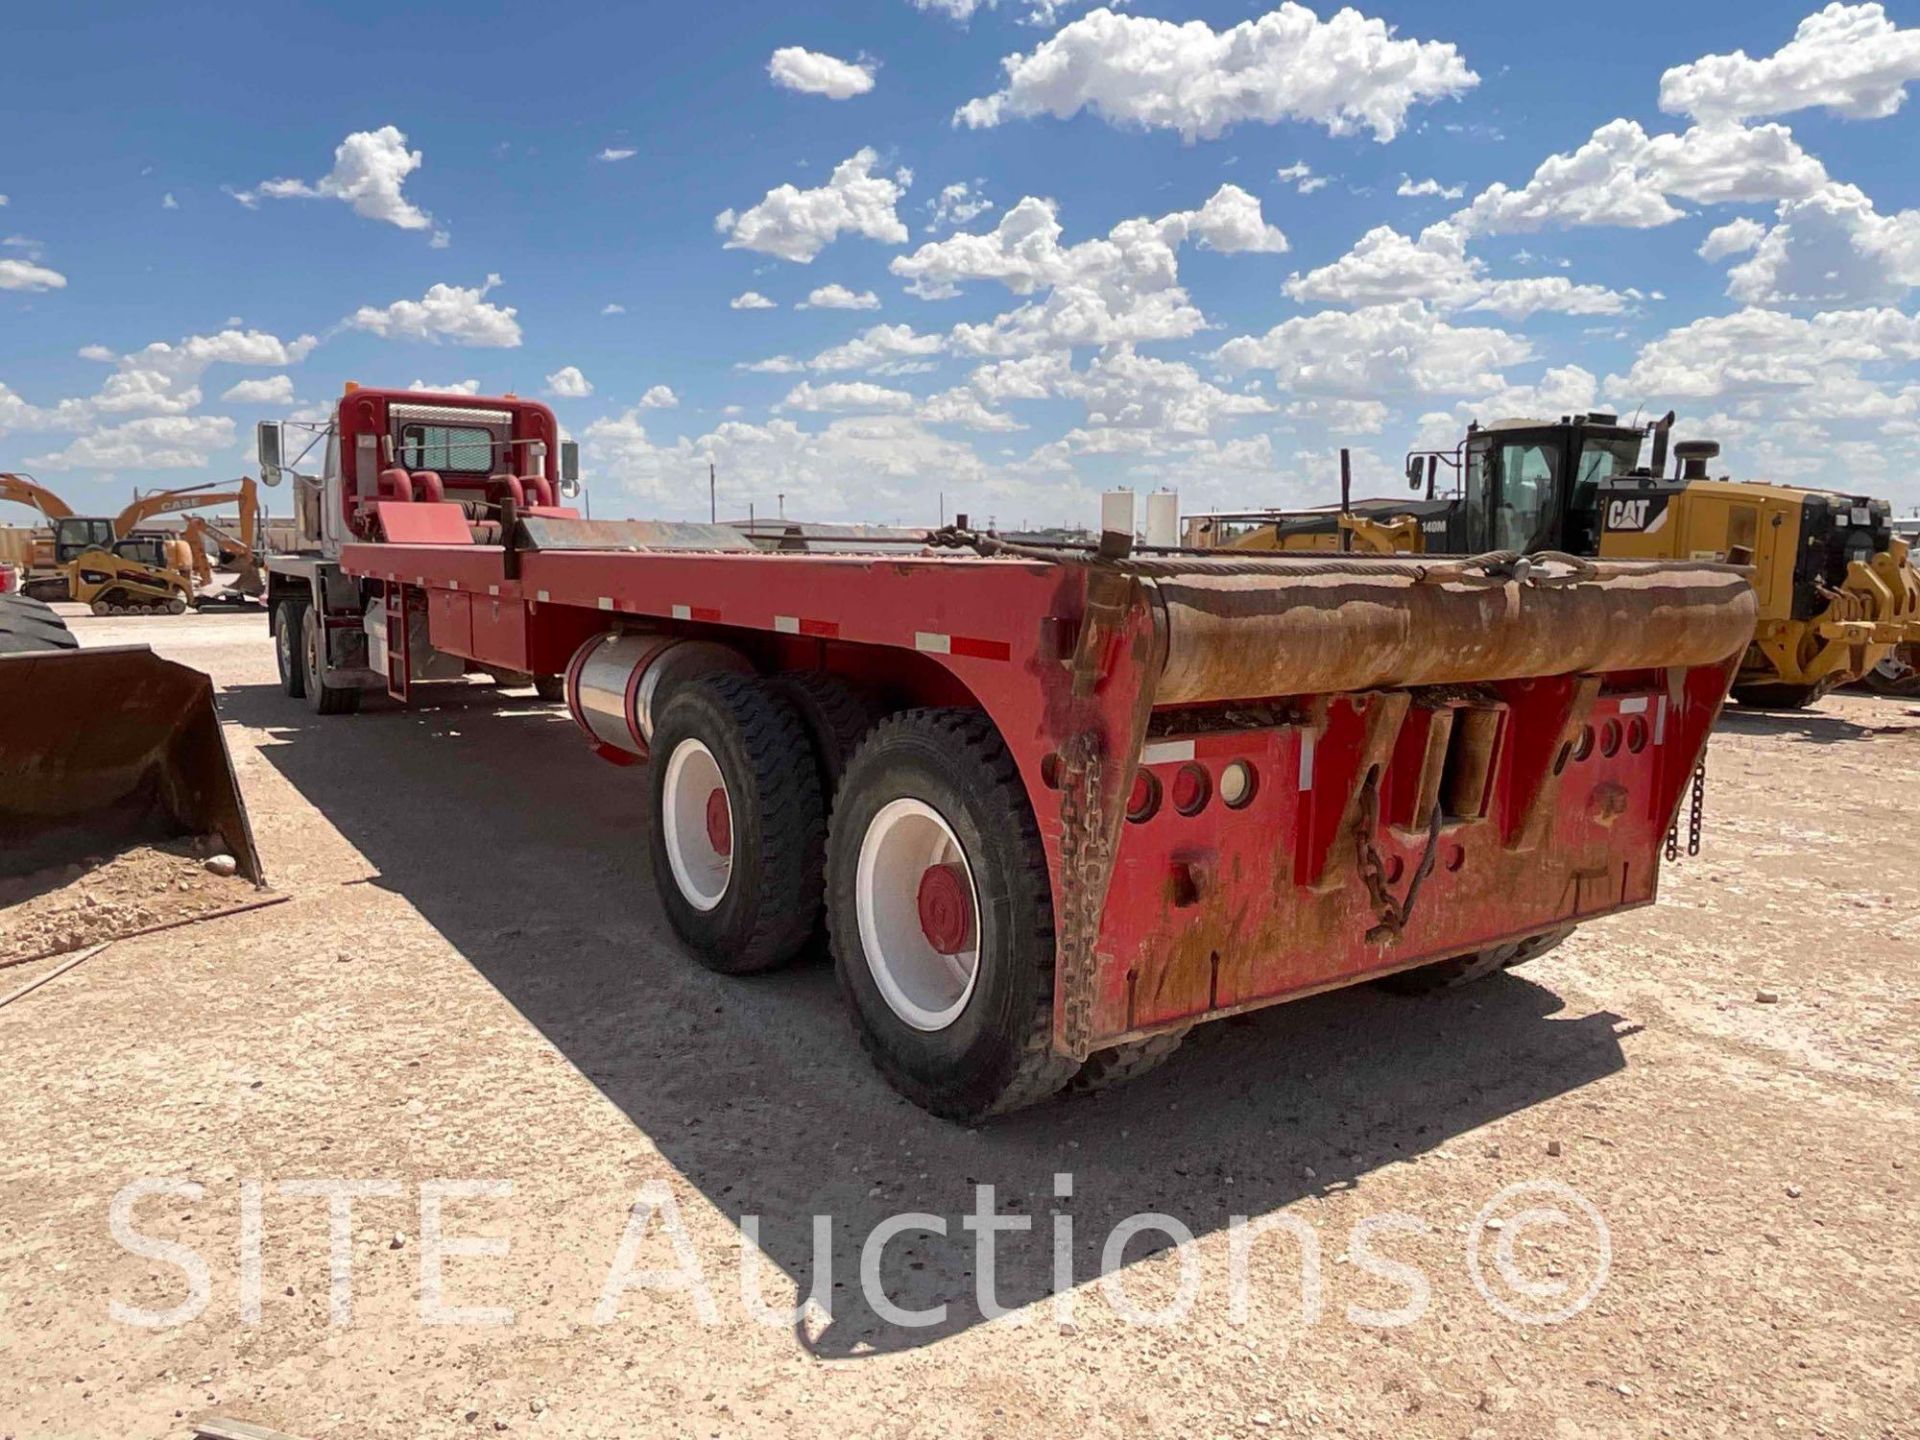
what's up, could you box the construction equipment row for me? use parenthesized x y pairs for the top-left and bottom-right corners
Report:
(0, 472), (265, 614)
(1183, 412), (1920, 706)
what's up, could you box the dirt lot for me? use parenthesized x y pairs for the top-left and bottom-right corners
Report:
(2, 608), (1915, 1439)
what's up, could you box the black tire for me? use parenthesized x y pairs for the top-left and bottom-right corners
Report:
(1730, 681), (1825, 709)
(1863, 654), (1920, 697)
(647, 672), (826, 975)
(0, 594), (77, 655)
(534, 674), (566, 703)
(826, 709), (1077, 1121)
(1069, 1028), (1190, 1094)
(0, 594), (79, 653)
(301, 604), (361, 716)
(1374, 925), (1575, 996)
(772, 671), (886, 793)
(275, 599), (308, 699)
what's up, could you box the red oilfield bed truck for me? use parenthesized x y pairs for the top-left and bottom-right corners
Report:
(259, 387), (1757, 1121)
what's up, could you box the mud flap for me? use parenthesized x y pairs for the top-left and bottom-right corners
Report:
(0, 646), (263, 883)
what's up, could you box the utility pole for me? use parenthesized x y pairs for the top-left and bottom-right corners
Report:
(709, 461), (716, 524)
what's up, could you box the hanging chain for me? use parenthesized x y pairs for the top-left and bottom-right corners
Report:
(1354, 772), (1446, 944)
(1666, 759), (1708, 860)
(1687, 760), (1706, 857)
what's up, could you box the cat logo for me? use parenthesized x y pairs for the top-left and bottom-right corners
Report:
(1604, 495), (1669, 533)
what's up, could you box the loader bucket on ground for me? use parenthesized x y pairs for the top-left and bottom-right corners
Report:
(0, 646), (262, 882)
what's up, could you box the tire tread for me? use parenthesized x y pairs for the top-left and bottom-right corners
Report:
(829, 708), (1077, 1120)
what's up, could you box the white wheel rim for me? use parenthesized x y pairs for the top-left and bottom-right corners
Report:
(856, 798), (982, 1032)
(661, 738), (733, 912)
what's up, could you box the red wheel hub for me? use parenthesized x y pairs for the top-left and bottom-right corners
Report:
(915, 862), (973, 955)
(704, 787), (731, 855)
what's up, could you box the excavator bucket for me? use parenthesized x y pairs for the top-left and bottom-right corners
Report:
(0, 645), (262, 882)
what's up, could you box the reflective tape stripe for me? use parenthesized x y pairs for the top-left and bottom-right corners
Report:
(1141, 739), (1195, 766)
(598, 597), (614, 611)
(672, 604), (691, 620)
(1619, 696), (1649, 714)
(774, 615), (799, 634)
(916, 632), (1009, 661)
(1297, 732), (1316, 791)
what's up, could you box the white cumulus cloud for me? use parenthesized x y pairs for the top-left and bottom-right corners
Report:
(926, 181), (994, 232)
(29, 414), (237, 471)
(236, 125), (437, 236)
(1456, 118), (1828, 234)
(221, 375), (295, 405)
(1283, 222), (1628, 318)
(1660, 3), (1920, 122)
(955, 4), (1478, 143)
(730, 291), (778, 310)
(780, 380), (915, 412)
(893, 185), (1285, 355)
(1214, 301), (1534, 398)
(545, 366), (594, 398)
(0, 257), (66, 291)
(1397, 175), (1465, 200)
(638, 385), (679, 409)
(1698, 216), (1769, 261)
(799, 284), (881, 309)
(768, 47), (876, 99)
(715, 148), (909, 263)
(346, 275), (522, 347)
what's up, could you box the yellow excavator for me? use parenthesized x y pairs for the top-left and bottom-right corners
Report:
(1191, 416), (1920, 708)
(120, 477), (266, 606)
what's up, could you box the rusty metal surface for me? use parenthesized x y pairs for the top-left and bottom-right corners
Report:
(0, 646), (262, 883)
(1150, 562), (1757, 705)
(517, 517), (756, 554)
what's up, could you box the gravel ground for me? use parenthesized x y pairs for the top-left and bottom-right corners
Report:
(1, 607), (1914, 1439)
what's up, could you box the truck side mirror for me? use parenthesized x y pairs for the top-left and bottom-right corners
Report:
(559, 440), (581, 499)
(256, 421), (283, 487)
(1405, 455), (1422, 489)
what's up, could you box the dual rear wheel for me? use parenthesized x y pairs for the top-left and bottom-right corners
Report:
(644, 674), (1147, 1120)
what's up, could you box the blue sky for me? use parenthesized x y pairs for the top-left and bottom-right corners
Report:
(7, 0), (1920, 526)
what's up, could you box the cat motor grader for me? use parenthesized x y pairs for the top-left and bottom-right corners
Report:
(1188, 416), (1920, 708)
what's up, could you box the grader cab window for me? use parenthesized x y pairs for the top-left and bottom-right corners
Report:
(1494, 439), (1560, 551)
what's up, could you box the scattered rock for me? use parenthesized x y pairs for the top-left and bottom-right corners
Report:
(390, 1232), (408, 1249)
(1546, 1139), (1563, 1157)
(1755, 989), (1780, 1005)
(1785, 1185), (1802, 1199)
(203, 853), (238, 877)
